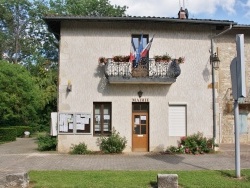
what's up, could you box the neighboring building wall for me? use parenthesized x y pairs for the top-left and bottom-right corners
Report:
(217, 28), (250, 143)
(58, 21), (215, 153)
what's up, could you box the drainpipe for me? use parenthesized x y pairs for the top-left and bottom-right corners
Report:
(211, 24), (233, 143)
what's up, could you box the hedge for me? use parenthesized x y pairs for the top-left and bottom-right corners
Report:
(0, 128), (17, 142)
(14, 126), (33, 137)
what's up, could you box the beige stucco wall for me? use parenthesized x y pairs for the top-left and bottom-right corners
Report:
(217, 28), (250, 143)
(57, 21), (215, 153)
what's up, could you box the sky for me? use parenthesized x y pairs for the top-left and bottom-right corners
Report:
(109, 0), (250, 25)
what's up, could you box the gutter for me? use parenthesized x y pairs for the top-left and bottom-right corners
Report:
(211, 24), (233, 143)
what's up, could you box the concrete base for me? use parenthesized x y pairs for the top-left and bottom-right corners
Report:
(5, 172), (29, 188)
(157, 174), (178, 188)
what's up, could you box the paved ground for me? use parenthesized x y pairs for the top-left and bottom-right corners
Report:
(0, 138), (250, 185)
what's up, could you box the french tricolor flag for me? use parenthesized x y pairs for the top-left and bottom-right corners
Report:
(140, 35), (155, 58)
(129, 38), (136, 62)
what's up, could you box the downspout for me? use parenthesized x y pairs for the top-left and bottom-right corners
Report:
(211, 24), (233, 142)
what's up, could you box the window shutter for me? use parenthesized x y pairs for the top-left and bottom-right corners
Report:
(169, 106), (186, 136)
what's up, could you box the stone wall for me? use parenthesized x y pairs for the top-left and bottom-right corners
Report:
(217, 28), (250, 143)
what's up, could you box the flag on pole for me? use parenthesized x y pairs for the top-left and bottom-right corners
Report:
(140, 35), (155, 58)
(134, 34), (143, 67)
(130, 38), (136, 62)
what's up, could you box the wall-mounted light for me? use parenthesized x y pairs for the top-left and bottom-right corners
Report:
(138, 90), (143, 98)
(210, 52), (220, 70)
(67, 80), (72, 92)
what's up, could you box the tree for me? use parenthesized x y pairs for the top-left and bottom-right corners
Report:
(0, 60), (43, 125)
(0, 0), (33, 63)
(28, 57), (58, 127)
(0, 0), (128, 128)
(65, 0), (127, 16)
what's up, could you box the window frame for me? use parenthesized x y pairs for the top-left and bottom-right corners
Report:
(93, 102), (112, 136)
(132, 34), (149, 57)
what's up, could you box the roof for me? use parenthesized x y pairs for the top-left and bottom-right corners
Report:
(233, 24), (250, 28)
(43, 15), (237, 40)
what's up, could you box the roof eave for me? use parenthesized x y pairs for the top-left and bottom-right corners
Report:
(43, 16), (237, 40)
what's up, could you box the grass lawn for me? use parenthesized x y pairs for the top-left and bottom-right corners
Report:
(29, 169), (250, 188)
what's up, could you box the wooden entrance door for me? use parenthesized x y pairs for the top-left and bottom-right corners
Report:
(132, 112), (149, 151)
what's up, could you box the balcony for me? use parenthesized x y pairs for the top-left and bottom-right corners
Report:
(104, 58), (181, 84)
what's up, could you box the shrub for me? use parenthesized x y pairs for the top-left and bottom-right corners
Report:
(98, 129), (127, 154)
(166, 132), (218, 154)
(166, 145), (184, 154)
(0, 128), (17, 142)
(37, 134), (57, 151)
(70, 142), (91, 155)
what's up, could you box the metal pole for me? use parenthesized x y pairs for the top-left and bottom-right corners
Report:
(211, 39), (216, 142)
(234, 99), (240, 178)
(210, 24), (233, 145)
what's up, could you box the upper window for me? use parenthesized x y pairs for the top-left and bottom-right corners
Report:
(132, 34), (149, 57)
(93, 102), (112, 136)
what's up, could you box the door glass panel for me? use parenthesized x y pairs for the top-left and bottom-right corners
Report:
(95, 106), (100, 114)
(141, 125), (146, 134)
(95, 115), (100, 124)
(95, 124), (100, 131)
(141, 115), (146, 124)
(141, 104), (148, 110)
(103, 107), (109, 114)
(133, 104), (140, 111)
(134, 125), (140, 134)
(134, 115), (140, 124)
(103, 124), (109, 131)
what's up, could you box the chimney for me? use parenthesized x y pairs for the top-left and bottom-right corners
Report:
(178, 0), (188, 19)
(178, 7), (186, 19)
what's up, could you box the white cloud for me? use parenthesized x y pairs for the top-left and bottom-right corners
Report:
(243, 0), (250, 18)
(110, 0), (236, 17)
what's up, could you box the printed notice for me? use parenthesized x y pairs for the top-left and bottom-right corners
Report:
(141, 116), (146, 120)
(135, 118), (140, 124)
(95, 115), (100, 122)
(69, 123), (73, 130)
(104, 115), (110, 120)
(76, 115), (81, 122)
(77, 123), (85, 130)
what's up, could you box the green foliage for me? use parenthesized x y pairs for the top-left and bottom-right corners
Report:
(167, 145), (185, 154)
(13, 126), (32, 137)
(0, 61), (43, 125)
(166, 132), (217, 154)
(45, 0), (127, 17)
(98, 129), (127, 153)
(0, 0), (35, 63)
(70, 142), (91, 155)
(0, 128), (16, 142)
(37, 134), (57, 151)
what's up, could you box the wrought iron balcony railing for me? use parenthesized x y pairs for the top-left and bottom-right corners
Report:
(104, 58), (181, 84)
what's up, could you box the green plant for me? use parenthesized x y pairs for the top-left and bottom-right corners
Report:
(177, 56), (185, 63)
(167, 132), (218, 154)
(0, 128), (17, 142)
(37, 134), (57, 151)
(70, 142), (91, 155)
(166, 145), (184, 154)
(154, 55), (162, 62)
(13, 126), (33, 137)
(162, 53), (171, 62)
(98, 129), (127, 153)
